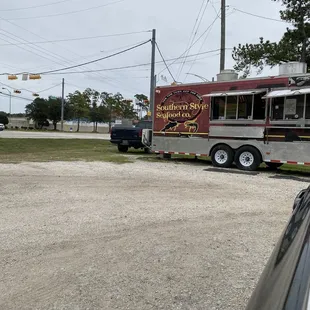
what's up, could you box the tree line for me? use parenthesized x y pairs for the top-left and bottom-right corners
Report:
(24, 88), (149, 131)
(232, 0), (310, 77)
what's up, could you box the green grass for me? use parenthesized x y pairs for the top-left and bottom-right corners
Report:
(0, 139), (133, 164)
(1, 138), (310, 175)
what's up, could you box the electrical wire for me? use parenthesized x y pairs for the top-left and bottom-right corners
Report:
(232, 7), (287, 23)
(177, 0), (210, 79)
(0, 8), (152, 94)
(0, 48), (224, 77)
(0, 16), (145, 93)
(0, 31), (151, 46)
(35, 48), (224, 75)
(157, 14), (221, 77)
(37, 84), (62, 93)
(0, 80), (61, 95)
(0, 31), (79, 69)
(6, 0), (124, 21)
(184, 8), (220, 82)
(155, 43), (176, 82)
(176, 0), (207, 78)
(0, 0), (74, 11)
(0, 92), (33, 102)
(35, 40), (151, 74)
(210, 0), (220, 18)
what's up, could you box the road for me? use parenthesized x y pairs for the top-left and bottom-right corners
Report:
(0, 130), (110, 140)
(0, 160), (306, 310)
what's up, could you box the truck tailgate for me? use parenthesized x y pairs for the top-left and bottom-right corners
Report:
(111, 127), (140, 140)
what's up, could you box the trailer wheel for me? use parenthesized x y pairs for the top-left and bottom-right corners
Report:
(265, 162), (283, 170)
(211, 145), (234, 168)
(118, 145), (129, 153)
(235, 146), (261, 171)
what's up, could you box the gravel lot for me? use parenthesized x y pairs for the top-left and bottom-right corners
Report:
(0, 160), (307, 310)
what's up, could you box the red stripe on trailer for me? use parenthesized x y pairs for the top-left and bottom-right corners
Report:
(154, 151), (210, 157)
(304, 162), (310, 166)
(287, 161), (298, 165)
(270, 160), (282, 163)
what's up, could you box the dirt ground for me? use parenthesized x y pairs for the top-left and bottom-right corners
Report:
(0, 160), (308, 310)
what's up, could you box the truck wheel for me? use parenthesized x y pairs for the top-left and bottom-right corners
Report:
(118, 145), (129, 153)
(211, 145), (234, 168)
(265, 162), (283, 170)
(144, 148), (151, 154)
(235, 146), (261, 171)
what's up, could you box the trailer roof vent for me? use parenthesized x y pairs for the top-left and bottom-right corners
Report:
(279, 62), (307, 76)
(217, 69), (238, 82)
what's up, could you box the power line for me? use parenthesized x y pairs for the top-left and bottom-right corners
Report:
(176, 0), (208, 79)
(37, 84), (62, 93)
(0, 0), (73, 11)
(157, 14), (221, 76)
(184, 8), (220, 82)
(6, 0), (124, 21)
(0, 31), (80, 69)
(0, 92), (33, 102)
(232, 7), (287, 23)
(0, 31), (151, 47)
(0, 16), (144, 93)
(36, 40), (151, 74)
(155, 43), (176, 82)
(38, 48), (224, 75)
(177, 0), (210, 79)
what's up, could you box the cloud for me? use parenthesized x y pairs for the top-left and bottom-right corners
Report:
(0, 0), (286, 113)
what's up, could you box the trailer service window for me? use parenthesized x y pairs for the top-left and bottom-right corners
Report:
(265, 88), (310, 121)
(206, 90), (266, 121)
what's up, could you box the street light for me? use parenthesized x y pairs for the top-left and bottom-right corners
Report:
(186, 73), (209, 82)
(2, 87), (12, 115)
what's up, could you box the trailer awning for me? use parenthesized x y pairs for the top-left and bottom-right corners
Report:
(203, 89), (266, 97)
(263, 88), (310, 98)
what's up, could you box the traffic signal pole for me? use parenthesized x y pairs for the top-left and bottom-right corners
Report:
(61, 78), (64, 132)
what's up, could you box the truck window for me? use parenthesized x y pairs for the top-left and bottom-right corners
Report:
(238, 95), (253, 119)
(271, 97), (285, 120)
(226, 96), (237, 119)
(271, 95), (305, 120)
(136, 121), (152, 129)
(253, 94), (266, 120)
(211, 97), (225, 120)
(284, 95), (304, 119)
(305, 95), (310, 119)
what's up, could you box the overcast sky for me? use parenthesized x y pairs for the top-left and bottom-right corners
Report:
(0, 0), (288, 113)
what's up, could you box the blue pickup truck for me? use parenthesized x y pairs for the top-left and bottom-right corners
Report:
(110, 120), (152, 153)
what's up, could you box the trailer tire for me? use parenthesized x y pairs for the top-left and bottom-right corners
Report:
(265, 162), (283, 170)
(118, 145), (129, 153)
(211, 145), (234, 168)
(144, 148), (151, 154)
(235, 146), (261, 171)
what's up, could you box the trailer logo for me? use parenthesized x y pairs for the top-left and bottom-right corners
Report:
(157, 90), (207, 133)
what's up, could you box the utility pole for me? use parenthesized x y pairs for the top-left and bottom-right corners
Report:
(220, 0), (226, 71)
(2, 88), (12, 115)
(61, 78), (64, 132)
(149, 29), (156, 121)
